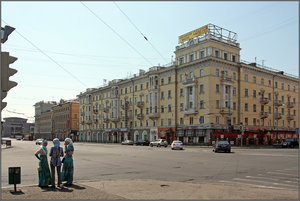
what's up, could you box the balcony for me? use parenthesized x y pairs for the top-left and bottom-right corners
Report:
(183, 77), (196, 85)
(103, 107), (109, 113)
(275, 100), (283, 107)
(137, 113), (144, 120)
(287, 114), (294, 121)
(260, 98), (269, 105)
(80, 111), (85, 116)
(86, 120), (92, 124)
(184, 108), (198, 115)
(287, 102), (295, 108)
(93, 119), (98, 123)
(137, 101), (145, 108)
(103, 118), (109, 123)
(80, 120), (85, 124)
(221, 75), (233, 83)
(260, 112), (268, 119)
(148, 112), (160, 119)
(121, 114), (132, 121)
(111, 117), (120, 122)
(93, 109), (98, 114)
(274, 112), (282, 119)
(220, 108), (232, 115)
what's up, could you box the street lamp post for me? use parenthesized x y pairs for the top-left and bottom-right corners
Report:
(240, 122), (244, 147)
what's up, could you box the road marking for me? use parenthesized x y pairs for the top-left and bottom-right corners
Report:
(267, 171), (298, 177)
(233, 178), (298, 188)
(245, 175), (278, 181)
(218, 180), (287, 190)
(258, 173), (299, 181)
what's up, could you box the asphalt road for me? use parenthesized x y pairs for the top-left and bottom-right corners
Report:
(1, 139), (299, 191)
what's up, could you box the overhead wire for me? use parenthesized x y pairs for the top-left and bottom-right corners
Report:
(1, 19), (88, 88)
(79, 1), (154, 67)
(113, 1), (168, 63)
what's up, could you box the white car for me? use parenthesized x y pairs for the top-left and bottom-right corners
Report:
(171, 140), (183, 150)
(149, 139), (168, 147)
(35, 138), (43, 145)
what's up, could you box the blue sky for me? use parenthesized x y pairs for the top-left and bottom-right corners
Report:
(1, 1), (298, 122)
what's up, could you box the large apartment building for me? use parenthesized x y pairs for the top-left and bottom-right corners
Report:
(78, 24), (298, 145)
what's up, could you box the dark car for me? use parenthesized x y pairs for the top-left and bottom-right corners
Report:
(282, 138), (299, 148)
(213, 141), (231, 153)
(135, 139), (150, 146)
(273, 140), (284, 148)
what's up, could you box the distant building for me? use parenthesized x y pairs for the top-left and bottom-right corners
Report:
(34, 101), (57, 139)
(2, 117), (35, 138)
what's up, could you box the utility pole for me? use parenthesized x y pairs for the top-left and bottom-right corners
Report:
(240, 122), (244, 147)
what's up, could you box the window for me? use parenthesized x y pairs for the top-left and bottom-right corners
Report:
(282, 96), (284, 102)
(190, 71), (194, 79)
(245, 88), (248, 97)
(232, 55), (236, 62)
(216, 69), (219, 77)
(161, 78), (164, 85)
(216, 116), (219, 124)
(216, 100), (220, 109)
(268, 80), (271, 87)
(168, 77), (171, 84)
(233, 117), (236, 124)
(215, 50), (219, 58)
(146, 82), (149, 89)
(200, 100), (204, 109)
(135, 85), (137, 92)
(293, 98), (296, 103)
(180, 74), (184, 82)
(130, 86), (132, 93)
(233, 102), (236, 110)
(269, 106), (272, 114)
(200, 51), (205, 59)
(180, 118), (184, 125)
(282, 120), (285, 127)
(168, 104), (171, 112)
(161, 106), (164, 113)
(233, 87), (236, 96)
(245, 118), (248, 125)
(146, 120), (149, 127)
(224, 53), (227, 60)
(199, 116), (204, 124)
(200, 69), (204, 77)
(275, 82), (278, 88)
(190, 54), (194, 62)
(253, 76), (256, 83)
(253, 90), (256, 98)
(168, 119), (171, 126)
(190, 117), (194, 125)
(168, 90), (171, 98)
(146, 108), (149, 114)
(180, 88), (184, 96)
(189, 102), (193, 109)
(261, 78), (264, 85)
(189, 87), (193, 95)
(216, 84), (219, 93)
(146, 95), (149, 103)
(125, 88), (128, 94)
(161, 92), (164, 100)
(179, 57), (184, 65)
(293, 86), (296, 92)
(268, 93), (271, 100)
(180, 103), (184, 111)
(200, 84), (204, 93)
(288, 85), (290, 91)
(253, 118), (257, 126)
(281, 83), (284, 90)
(161, 119), (164, 126)
(140, 84), (143, 90)
(253, 104), (256, 112)
(153, 120), (156, 127)
(281, 108), (284, 115)
(245, 103), (248, 111)
(245, 74), (248, 82)
(233, 72), (236, 80)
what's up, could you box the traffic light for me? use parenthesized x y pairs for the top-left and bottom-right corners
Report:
(1, 52), (18, 111)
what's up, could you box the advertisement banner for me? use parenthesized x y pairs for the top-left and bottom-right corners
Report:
(179, 25), (209, 43)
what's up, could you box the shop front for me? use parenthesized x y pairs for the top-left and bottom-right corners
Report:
(158, 128), (175, 144)
(150, 128), (158, 142)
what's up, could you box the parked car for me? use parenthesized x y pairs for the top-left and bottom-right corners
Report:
(213, 141), (231, 153)
(121, 140), (134, 145)
(171, 140), (183, 150)
(135, 139), (150, 146)
(282, 138), (299, 148)
(35, 138), (43, 145)
(149, 139), (168, 147)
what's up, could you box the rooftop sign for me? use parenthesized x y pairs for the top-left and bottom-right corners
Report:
(179, 25), (208, 43)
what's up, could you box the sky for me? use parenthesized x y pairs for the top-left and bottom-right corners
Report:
(1, 1), (299, 123)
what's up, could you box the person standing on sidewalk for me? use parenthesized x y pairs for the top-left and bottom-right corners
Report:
(62, 138), (74, 186)
(35, 139), (52, 188)
(49, 138), (64, 188)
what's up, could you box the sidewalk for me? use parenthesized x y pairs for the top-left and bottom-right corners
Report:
(2, 179), (298, 200)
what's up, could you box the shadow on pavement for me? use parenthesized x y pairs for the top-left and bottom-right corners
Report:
(41, 187), (74, 193)
(9, 190), (24, 195)
(67, 184), (86, 190)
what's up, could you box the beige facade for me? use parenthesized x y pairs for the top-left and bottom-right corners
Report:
(78, 24), (298, 145)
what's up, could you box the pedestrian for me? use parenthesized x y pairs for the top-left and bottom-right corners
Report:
(35, 139), (52, 188)
(49, 138), (64, 188)
(62, 138), (74, 186)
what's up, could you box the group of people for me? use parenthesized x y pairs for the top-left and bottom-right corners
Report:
(34, 138), (74, 188)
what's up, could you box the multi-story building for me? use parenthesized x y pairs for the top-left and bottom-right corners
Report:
(34, 101), (57, 139)
(2, 117), (34, 138)
(78, 24), (298, 145)
(39, 110), (53, 140)
(52, 99), (80, 141)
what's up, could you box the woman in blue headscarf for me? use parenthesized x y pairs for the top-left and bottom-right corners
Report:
(49, 138), (64, 188)
(35, 139), (52, 188)
(62, 138), (74, 186)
